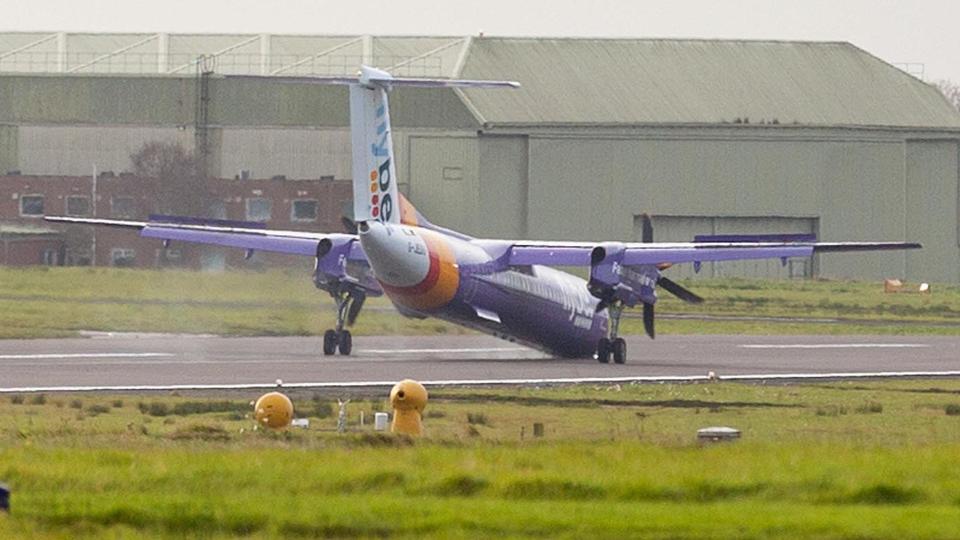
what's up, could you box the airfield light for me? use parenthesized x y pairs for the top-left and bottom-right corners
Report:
(697, 426), (741, 444)
(374, 412), (389, 431)
(253, 392), (294, 430)
(389, 379), (428, 436)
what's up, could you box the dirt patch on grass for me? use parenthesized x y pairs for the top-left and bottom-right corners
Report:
(168, 424), (232, 441)
(431, 393), (800, 409)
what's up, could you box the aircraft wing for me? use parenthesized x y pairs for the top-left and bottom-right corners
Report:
(45, 215), (365, 258)
(43, 215), (379, 296)
(504, 239), (921, 266)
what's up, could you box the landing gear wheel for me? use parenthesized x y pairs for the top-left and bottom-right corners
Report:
(338, 330), (353, 356)
(612, 338), (627, 364)
(596, 338), (611, 364)
(322, 330), (337, 356)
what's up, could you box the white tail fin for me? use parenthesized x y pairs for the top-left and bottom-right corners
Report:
(228, 66), (518, 225)
(350, 67), (400, 224)
(348, 66), (518, 224)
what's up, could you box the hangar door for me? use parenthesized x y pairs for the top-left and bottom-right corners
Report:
(407, 136), (479, 234)
(640, 216), (818, 280)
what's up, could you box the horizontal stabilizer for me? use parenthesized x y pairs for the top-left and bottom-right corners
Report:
(229, 66), (519, 90)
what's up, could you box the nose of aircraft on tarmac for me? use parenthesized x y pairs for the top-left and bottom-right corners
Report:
(358, 220), (431, 287)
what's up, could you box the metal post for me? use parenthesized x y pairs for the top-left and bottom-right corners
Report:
(195, 56), (214, 179)
(157, 33), (168, 74)
(259, 33), (270, 75)
(337, 398), (349, 433)
(56, 32), (66, 72)
(91, 164), (97, 266)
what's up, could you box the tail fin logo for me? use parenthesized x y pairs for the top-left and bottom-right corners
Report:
(369, 104), (393, 222)
(369, 159), (392, 221)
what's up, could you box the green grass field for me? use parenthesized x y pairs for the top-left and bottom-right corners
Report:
(2, 267), (959, 536)
(1, 266), (958, 339)
(2, 380), (960, 538)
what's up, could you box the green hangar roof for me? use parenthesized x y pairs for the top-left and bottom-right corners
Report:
(458, 38), (960, 129)
(2, 33), (958, 130)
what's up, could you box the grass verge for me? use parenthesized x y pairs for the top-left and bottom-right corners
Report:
(2, 380), (960, 537)
(0, 266), (958, 339)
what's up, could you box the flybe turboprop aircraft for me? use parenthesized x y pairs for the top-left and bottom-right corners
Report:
(47, 67), (920, 364)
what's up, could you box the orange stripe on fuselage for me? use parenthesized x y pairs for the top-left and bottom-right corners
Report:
(399, 194), (419, 226)
(380, 229), (459, 311)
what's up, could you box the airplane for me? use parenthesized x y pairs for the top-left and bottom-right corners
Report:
(46, 66), (921, 364)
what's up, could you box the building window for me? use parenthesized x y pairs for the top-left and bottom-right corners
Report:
(246, 198), (272, 222)
(111, 196), (136, 218)
(66, 249), (92, 266)
(19, 194), (44, 216)
(42, 249), (59, 266)
(111, 248), (136, 267)
(66, 195), (91, 216)
(291, 199), (318, 222)
(156, 248), (183, 267)
(442, 167), (463, 181)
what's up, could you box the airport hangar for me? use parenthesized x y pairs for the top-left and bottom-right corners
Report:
(1, 33), (959, 282)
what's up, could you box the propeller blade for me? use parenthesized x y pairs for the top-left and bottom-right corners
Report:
(341, 216), (358, 234)
(341, 200), (358, 234)
(640, 213), (654, 243)
(658, 276), (705, 304)
(643, 302), (655, 339)
(346, 292), (366, 326)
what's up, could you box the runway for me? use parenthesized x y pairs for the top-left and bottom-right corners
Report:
(1, 333), (958, 391)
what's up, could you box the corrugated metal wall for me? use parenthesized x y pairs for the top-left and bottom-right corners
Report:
(519, 133), (956, 281)
(0, 74), (958, 281)
(18, 126), (192, 176)
(904, 140), (960, 283)
(219, 128), (352, 180)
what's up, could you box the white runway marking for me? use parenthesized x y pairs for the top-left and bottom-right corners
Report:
(3, 370), (960, 393)
(740, 344), (930, 350)
(0, 359), (287, 367)
(0, 352), (175, 360)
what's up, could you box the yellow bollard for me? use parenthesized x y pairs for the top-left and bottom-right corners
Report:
(389, 379), (428, 436)
(253, 391), (294, 430)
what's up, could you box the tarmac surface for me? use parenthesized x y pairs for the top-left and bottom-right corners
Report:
(1, 333), (958, 389)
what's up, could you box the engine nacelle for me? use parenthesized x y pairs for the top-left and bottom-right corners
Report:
(589, 242), (659, 308)
(312, 236), (379, 294)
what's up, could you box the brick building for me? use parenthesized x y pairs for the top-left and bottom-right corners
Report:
(0, 223), (64, 266)
(0, 174), (352, 269)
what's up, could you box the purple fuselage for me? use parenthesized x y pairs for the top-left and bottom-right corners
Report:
(358, 221), (608, 358)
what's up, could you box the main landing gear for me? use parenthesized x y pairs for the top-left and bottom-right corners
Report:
(322, 288), (364, 356)
(596, 301), (627, 364)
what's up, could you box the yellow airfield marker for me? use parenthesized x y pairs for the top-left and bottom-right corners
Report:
(389, 379), (428, 436)
(253, 391), (294, 430)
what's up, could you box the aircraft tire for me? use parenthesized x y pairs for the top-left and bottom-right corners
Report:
(323, 330), (337, 355)
(338, 330), (353, 355)
(596, 338), (611, 363)
(612, 338), (627, 364)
